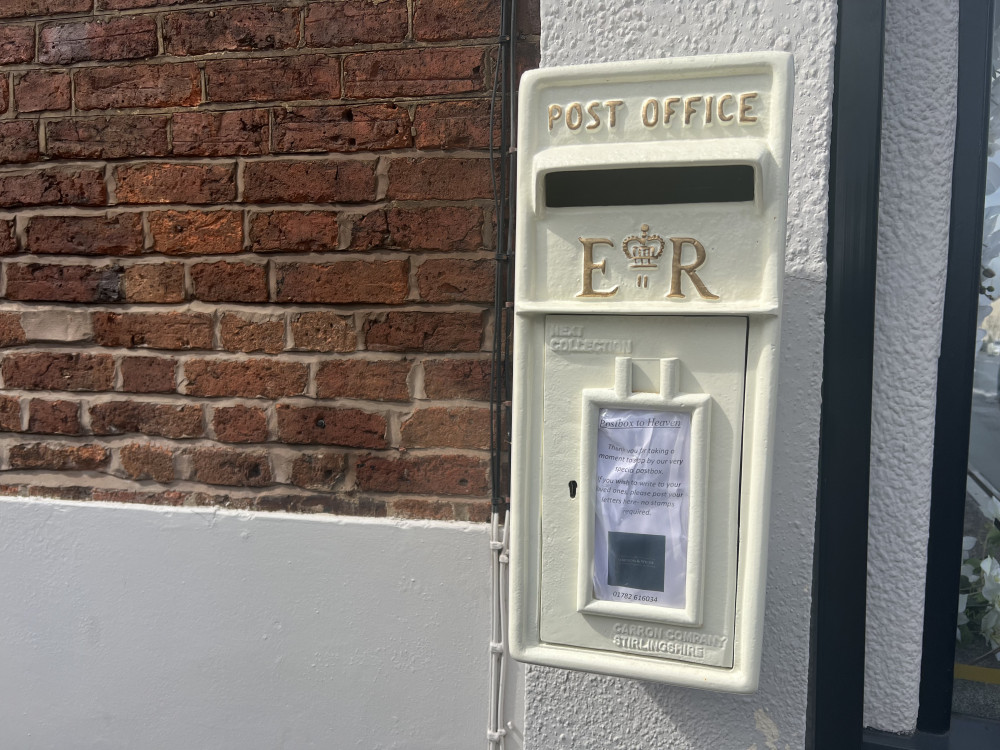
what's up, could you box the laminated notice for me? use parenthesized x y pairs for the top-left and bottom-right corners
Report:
(593, 408), (690, 609)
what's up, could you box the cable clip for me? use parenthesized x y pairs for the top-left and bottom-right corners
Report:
(487, 729), (507, 742)
(490, 641), (505, 654)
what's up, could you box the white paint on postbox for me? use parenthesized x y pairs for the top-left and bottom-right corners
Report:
(509, 53), (792, 692)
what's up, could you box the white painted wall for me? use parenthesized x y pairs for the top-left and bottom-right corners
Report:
(865, 0), (958, 733)
(526, 1), (837, 747)
(0, 498), (492, 750)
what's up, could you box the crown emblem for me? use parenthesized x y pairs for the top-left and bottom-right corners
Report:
(622, 224), (665, 269)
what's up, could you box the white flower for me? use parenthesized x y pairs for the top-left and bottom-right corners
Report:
(958, 593), (970, 640)
(962, 538), (980, 582)
(964, 536), (977, 557)
(981, 557), (1000, 606)
(983, 606), (1000, 654)
(975, 493), (1000, 525)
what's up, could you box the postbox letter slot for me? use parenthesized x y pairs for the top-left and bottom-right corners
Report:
(544, 165), (755, 208)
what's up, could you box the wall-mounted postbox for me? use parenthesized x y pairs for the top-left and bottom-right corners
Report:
(509, 53), (793, 692)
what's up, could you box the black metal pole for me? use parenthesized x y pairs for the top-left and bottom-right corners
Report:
(810, 1), (886, 747)
(917, 0), (994, 733)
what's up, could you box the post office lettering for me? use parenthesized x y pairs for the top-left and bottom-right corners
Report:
(547, 92), (759, 133)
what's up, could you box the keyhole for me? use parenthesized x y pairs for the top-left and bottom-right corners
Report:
(568, 480), (578, 498)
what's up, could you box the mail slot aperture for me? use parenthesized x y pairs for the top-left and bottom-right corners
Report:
(509, 53), (793, 693)
(544, 165), (756, 208)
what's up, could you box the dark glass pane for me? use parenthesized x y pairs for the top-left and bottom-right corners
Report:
(953, 0), (1000, 718)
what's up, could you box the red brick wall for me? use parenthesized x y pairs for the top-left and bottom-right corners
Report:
(0, 0), (539, 520)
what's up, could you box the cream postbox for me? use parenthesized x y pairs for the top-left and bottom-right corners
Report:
(509, 53), (793, 692)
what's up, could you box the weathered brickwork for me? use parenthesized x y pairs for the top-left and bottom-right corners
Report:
(0, 0), (539, 521)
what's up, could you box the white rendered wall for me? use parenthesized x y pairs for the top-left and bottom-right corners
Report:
(865, 0), (958, 733)
(0, 498), (491, 750)
(526, 1), (836, 747)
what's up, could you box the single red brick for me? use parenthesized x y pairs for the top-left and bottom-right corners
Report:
(164, 5), (299, 56)
(191, 262), (268, 303)
(0, 25), (35, 64)
(4, 263), (123, 303)
(26, 484), (92, 501)
(92, 487), (188, 505)
(25, 213), (144, 256)
(75, 63), (201, 110)
(290, 452), (347, 490)
(391, 497), (491, 522)
(414, 0), (500, 40)
(347, 209), (387, 251)
(205, 55), (340, 103)
(14, 70), (70, 113)
(0, 167), (106, 208)
(417, 258), (494, 302)
(414, 100), (495, 150)
(389, 497), (457, 520)
(8, 442), (109, 471)
(344, 47), (486, 98)
(39, 16), (157, 65)
(182, 358), (308, 399)
(422, 358), (490, 400)
(516, 41), (540, 80)
(304, 0), (408, 46)
(188, 447), (273, 487)
(273, 103), (412, 153)
(93, 311), (213, 350)
(243, 160), (377, 204)
(0, 311), (26, 346)
(289, 311), (356, 352)
(0, 395), (21, 431)
(387, 206), (483, 251)
(0, 120), (40, 164)
(120, 356), (175, 393)
(0, 219), (14, 255)
(274, 260), (408, 304)
(275, 404), (387, 448)
(115, 163), (237, 205)
(90, 400), (203, 438)
(46, 115), (170, 159)
(27, 398), (80, 435)
(148, 210), (243, 256)
(2, 352), (114, 391)
(212, 404), (268, 443)
(256, 493), (387, 516)
(98, 0), (188, 9)
(387, 157), (492, 200)
(218, 313), (284, 354)
(124, 263), (186, 303)
(356, 453), (488, 495)
(315, 359), (411, 401)
(518, 0), (541, 35)
(248, 211), (339, 253)
(0, 0), (92, 20)
(118, 442), (174, 482)
(364, 312), (483, 352)
(172, 110), (269, 157)
(400, 406), (489, 449)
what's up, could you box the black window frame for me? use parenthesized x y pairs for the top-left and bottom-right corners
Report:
(812, 0), (1000, 747)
